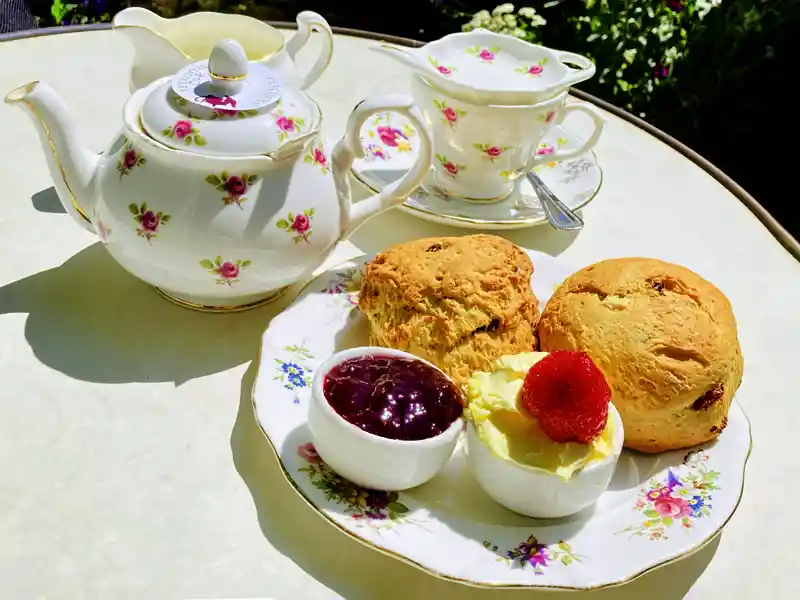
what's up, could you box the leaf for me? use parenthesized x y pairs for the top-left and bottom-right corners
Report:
(644, 509), (660, 518)
(541, 57), (549, 65)
(296, 118), (305, 125)
(184, 136), (192, 145)
(160, 214), (171, 223)
(199, 259), (214, 269)
(287, 212), (294, 221)
(304, 156), (313, 164)
(557, 541), (571, 552)
(387, 491), (399, 502)
(140, 202), (147, 212)
(247, 175), (258, 184)
(561, 555), (572, 566)
(276, 219), (289, 229)
(662, 517), (674, 526)
(220, 171), (229, 181)
(388, 502), (408, 514)
(215, 256), (222, 267)
(241, 260), (252, 268)
(472, 142), (485, 150)
(205, 174), (221, 185)
(161, 128), (172, 136)
(128, 203), (139, 215)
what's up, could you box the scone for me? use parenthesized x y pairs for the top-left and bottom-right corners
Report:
(359, 235), (539, 385)
(538, 257), (743, 453)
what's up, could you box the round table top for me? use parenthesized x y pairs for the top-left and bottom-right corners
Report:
(0, 26), (797, 600)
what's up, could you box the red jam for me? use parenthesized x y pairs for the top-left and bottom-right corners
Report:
(323, 355), (464, 442)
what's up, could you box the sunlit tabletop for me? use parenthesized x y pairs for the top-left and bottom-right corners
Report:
(0, 27), (798, 600)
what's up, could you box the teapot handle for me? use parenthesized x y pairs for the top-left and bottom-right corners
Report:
(285, 11), (334, 90)
(332, 94), (433, 240)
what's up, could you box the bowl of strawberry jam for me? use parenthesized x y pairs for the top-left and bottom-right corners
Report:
(308, 347), (465, 491)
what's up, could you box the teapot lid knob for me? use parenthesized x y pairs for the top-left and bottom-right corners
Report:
(208, 39), (249, 95)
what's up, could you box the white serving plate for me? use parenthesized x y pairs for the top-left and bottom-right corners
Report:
(252, 249), (751, 590)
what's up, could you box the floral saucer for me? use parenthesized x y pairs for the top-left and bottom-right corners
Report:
(252, 250), (751, 590)
(350, 113), (602, 230)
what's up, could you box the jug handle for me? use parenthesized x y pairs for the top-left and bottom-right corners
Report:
(555, 51), (597, 89)
(332, 94), (433, 240)
(285, 11), (335, 90)
(526, 103), (605, 169)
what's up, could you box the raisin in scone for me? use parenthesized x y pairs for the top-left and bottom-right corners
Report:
(538, 257), (743, 454)
(359, 235), (539, 386)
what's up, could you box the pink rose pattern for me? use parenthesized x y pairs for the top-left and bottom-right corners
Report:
(161, 120), (207, 146)
(427, 56), (455, 76)
(205, 171), (259, 208)
(466, 45), (500, 63)
(473, 143), (511, 163)
(376, 126), (408, 148)
(618, 450), (719, 541)
(436, 153), (466, 179)
(276, 208), (315, 243)
(116, 139), (146, 178)
(515, 58), (549, 78)
(199, 256), (252, 286)
(128, 202), (171, 243)
(432, 99), (467, 129)
(271, 103), (306, 142)
(303, 145), (330, 174)
(96, 220), (111, 243)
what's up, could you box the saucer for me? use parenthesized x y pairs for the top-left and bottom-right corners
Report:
(351, 113), (602, 230)
(252, 250), (751, 590)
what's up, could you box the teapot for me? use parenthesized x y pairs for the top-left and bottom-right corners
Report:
(113, 7), (334, 92)
(5, 39), (433, 312)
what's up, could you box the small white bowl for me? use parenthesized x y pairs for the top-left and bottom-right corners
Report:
(307, 347), (464, 491)
(466, 402), (624, 519)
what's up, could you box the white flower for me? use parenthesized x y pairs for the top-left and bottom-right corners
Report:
(623, 48), (637, 63)
(696, 0), (723, 19)
(518, 6), (536, 18)
(493, 3), (515, 16)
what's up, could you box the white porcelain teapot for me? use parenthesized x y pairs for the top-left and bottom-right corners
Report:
(5, 39), (433, 312)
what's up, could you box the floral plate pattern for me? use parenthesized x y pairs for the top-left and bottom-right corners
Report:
(351, 118), (603, 230)
(252, 250), (751, 590)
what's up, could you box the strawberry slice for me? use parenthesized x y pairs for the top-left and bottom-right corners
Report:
(520, 350), (611, 444)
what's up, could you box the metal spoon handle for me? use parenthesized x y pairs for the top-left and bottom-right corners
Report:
(526, 171), (584, 231)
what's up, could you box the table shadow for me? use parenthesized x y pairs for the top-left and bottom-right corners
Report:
(348, 207), (580, 259)
(231, 362), (719, 600)
(0, 242), (286, 385)
(31, 186), (67, 215)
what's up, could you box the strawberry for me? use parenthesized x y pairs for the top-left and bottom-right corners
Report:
(520, 350), (611, 444)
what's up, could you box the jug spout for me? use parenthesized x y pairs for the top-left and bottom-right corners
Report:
(5, 82), (99, 233)
(370, 44), (428, 76)
(113, 7), (190, 90)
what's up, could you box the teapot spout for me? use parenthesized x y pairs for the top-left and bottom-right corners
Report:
(5, 81), (99, 233)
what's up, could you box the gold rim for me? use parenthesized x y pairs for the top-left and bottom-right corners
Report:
(154, 285), (288, 313)
(351, 152), (603, 227)
(4, 84), (92, 224)
(113, 21), (285, 62)
(248, 256), (753, 591)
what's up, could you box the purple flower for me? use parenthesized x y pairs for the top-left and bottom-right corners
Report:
(653, 64), (670, 80)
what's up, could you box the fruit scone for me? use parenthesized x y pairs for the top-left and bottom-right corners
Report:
(538, 257), (743, 453)
(358, 234), (540, 386)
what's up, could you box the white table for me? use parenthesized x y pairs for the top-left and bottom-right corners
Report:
(0, 25), (797, 600)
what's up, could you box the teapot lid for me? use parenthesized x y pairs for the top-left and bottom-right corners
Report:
(140, 39), (320, 156)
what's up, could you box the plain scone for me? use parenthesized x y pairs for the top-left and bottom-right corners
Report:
(358, 235), (539, 386)
(538, 257), (743, 453)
